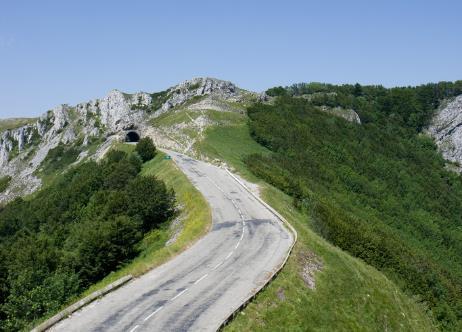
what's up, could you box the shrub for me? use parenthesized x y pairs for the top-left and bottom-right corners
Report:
(127, 176), (175, 231)
(0, 176), (11, 193)
(135, 137), (157, 162)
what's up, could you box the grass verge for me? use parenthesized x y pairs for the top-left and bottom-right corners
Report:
(224, 184), (435, 331)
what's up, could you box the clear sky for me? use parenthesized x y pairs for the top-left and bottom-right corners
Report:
(1, 0), (461, 118)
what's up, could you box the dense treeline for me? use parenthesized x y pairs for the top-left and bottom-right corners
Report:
(248, 82), (462, 330)
(267, 80), (462, 132)
(0, 142), (174, 330)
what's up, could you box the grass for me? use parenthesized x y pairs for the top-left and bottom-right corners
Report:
(224, 184), (435, 331)
(185, 113), (436, 331)
(193, 112), (269, 179)
(0, 118), (37, 132)
(151, 109), (196, 128)
(34, 143), (81, 188)
(31, 145), (211, 328)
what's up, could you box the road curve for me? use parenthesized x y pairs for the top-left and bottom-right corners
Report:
(51, 151), (294, 332)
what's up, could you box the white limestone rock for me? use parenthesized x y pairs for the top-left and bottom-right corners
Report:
(427, 95), (462, 170)
(0, 77), (253, 204)
(317, 106), (361, 124)
(158, 77), (242, 114)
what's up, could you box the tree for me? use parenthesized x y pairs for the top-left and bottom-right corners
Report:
(70, 215), (143, 284)
(135, 137), (157, 162)
(127, 176), (175, 231)
(353, 83), (363, 97)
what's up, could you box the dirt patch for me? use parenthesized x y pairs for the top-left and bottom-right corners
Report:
(298, 249), (323, 289)
(276, 287), (286, 301)
(166, 205), (185, 246)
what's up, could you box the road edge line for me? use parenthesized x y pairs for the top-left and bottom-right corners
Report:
(218, 168), (298, 330)
(31, 275), (133, 332)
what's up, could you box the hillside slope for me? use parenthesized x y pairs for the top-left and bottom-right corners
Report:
(0, 78), (250, 204)
(228, 83), (462, 330)
(174, 104), (435, 332)
(2, 78), (461, 331)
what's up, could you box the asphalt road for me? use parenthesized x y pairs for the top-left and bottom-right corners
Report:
(51, 151), (294, 332)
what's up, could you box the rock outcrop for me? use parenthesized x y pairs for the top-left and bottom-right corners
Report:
(427, 95), (462, 170)
(0, 77), (251, 204)
(159, 77), (244, 114)
(317, 106), (361, 124)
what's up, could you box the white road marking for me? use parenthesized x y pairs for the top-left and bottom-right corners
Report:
(129, 325), (140, 332)
(225, 252), (233, 260)
(213, 261), (223, 270)
(234, 241), (240, 249)
(194, 274), (208, 285)
(143, 306), (163, 322)
(171, 288), (188, 301)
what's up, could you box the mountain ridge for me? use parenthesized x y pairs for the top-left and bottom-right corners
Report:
(0, 77), (249, 204)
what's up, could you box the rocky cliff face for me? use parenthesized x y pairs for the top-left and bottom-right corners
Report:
(427, 95), (462, 171)
(0, 77), (248, 204)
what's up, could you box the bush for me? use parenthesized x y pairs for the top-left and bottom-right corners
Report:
(0, 176), (11, 193)
(40, 143), (81, 175)
(135, 137), (157, 162)
(70, 216), (143, 284)
(127, 176), (175, 231)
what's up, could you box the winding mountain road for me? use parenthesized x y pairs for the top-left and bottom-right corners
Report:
(51, 151), (294, 332)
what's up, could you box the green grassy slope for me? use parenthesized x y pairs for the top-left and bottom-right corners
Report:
(0, 118), (37, 132)
(186, 113), (435, 331)
(226, 185), (434, 332)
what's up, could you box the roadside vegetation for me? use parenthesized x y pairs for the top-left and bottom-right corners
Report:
(135, 137), (157, 162)
(0, 118), (37, 133)
(0, 138), (177, 331)
(241, 82), (462, 330)
(80, 144), (211, 295)
(226, 185), (434, 332)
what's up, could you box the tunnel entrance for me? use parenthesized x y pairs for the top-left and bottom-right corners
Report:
(125, 131), (140, 142)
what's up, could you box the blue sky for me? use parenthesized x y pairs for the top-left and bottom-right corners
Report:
(1, 0), (461, 118)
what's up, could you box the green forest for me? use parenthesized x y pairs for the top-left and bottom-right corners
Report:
(247, 82), (462, 330)
(0, 139), (175, 331)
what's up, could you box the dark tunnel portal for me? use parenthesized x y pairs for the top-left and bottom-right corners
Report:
(125, 131), (140, 142)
